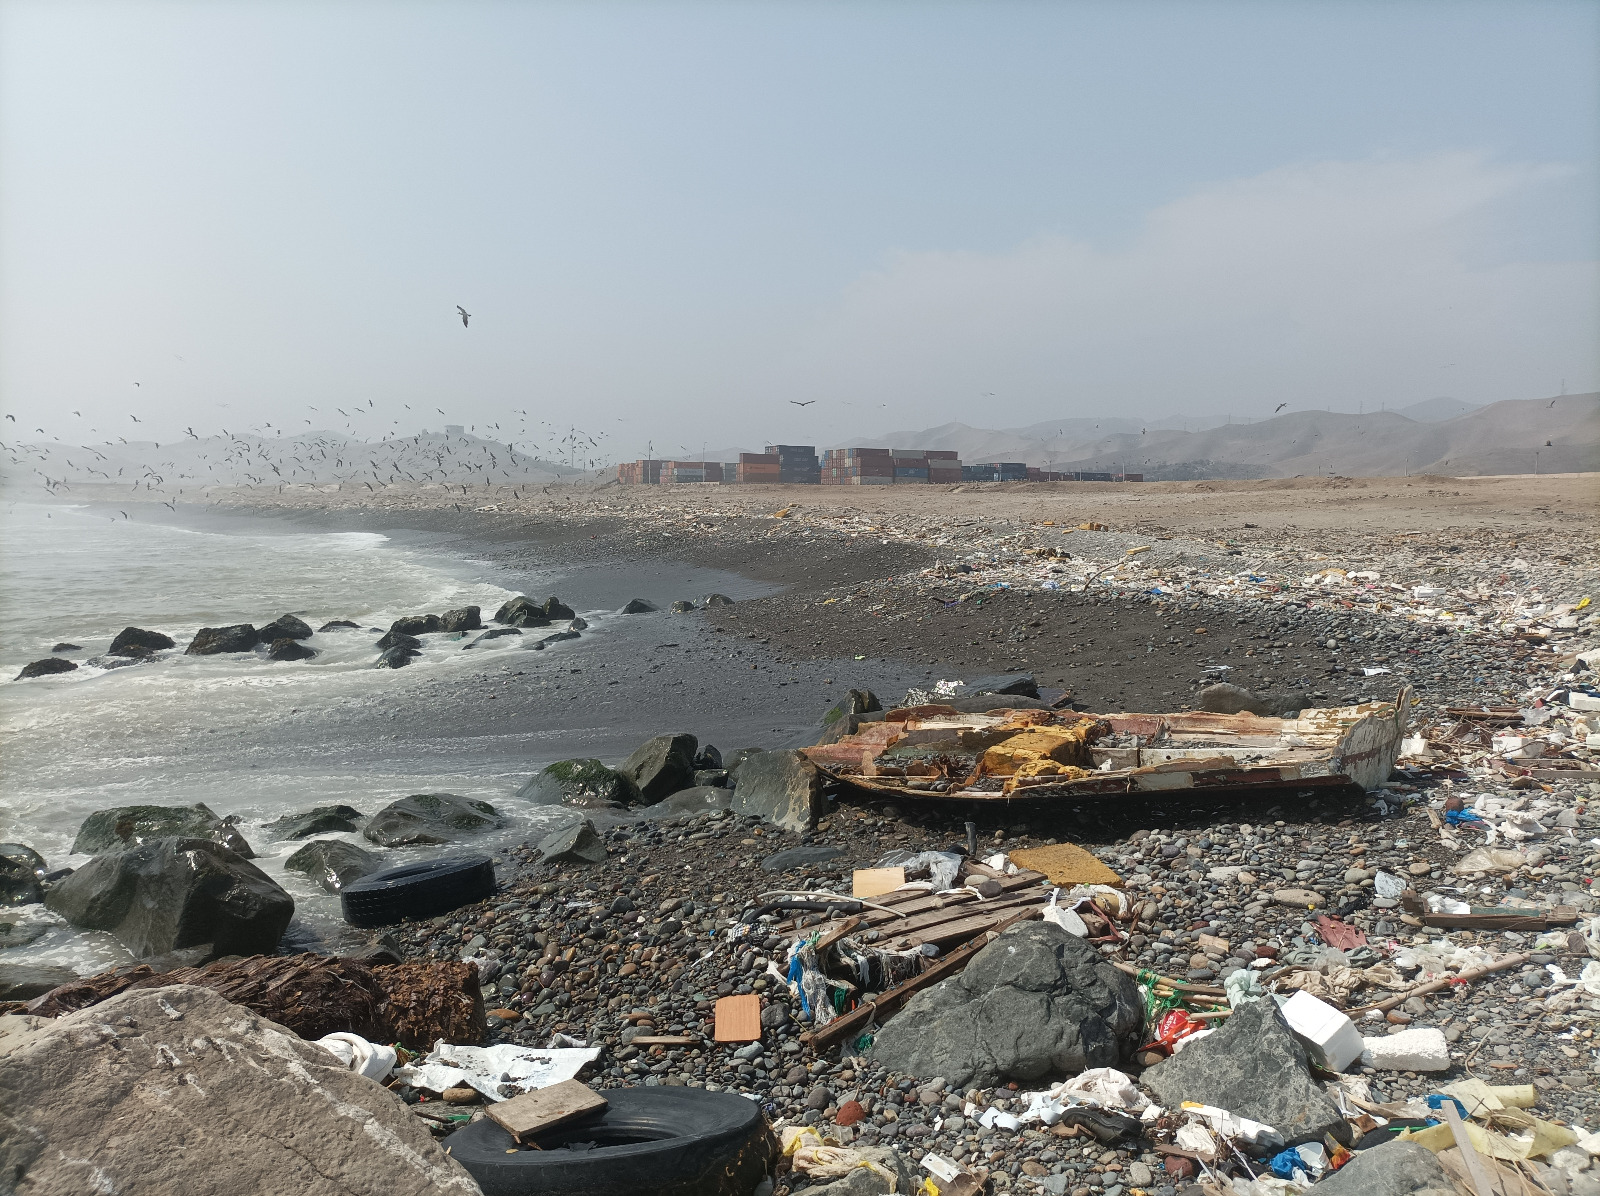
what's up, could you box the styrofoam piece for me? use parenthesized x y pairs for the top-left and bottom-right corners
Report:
(1361, 1027), (1451, 1072)
(1568, 693), (1600, 712)
(1281, 989), (1364, 1073)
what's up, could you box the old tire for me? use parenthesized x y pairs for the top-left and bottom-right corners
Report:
(339, 855), (495, 927)
(445, 1087), (776, 1196)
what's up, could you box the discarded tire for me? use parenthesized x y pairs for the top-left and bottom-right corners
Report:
(339, 855), (495, 927)
(445, 1087), (777, 1196)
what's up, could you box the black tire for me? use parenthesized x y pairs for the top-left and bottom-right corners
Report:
(340, 855), (496, 927)
(445, 1087), (777, 1196)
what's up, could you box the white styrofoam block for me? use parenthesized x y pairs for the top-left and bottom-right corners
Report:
(1361, 1027), (1451, 1072)
(1282, 989), (1365, 1073)
(1567, 693), (1600, 712)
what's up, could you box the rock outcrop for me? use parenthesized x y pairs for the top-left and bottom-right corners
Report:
(72, 802), (254, 858)
(363, 794), (503, 847)
(185, 624), (261, 654)
(0, 984), (480, 1196)
(257, 614), (314, 641)
(45, 837), (294, 959)
(516, 758), (640, 808)
(107, 626), (176, 655)
(730, 749), (827, 831)
(439, 605), (481, 632)
(14, 657), (76, 679)
(869, 921), (1143, 1088)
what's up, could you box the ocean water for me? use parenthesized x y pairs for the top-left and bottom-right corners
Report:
(0, 501), (620, 972)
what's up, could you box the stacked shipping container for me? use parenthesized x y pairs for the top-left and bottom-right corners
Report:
(660, 460), (724, 483)
(734, 452), (781, 484)
(765, 445), (821, 484)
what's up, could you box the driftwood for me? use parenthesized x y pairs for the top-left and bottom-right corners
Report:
(15, 954), (485, 1048)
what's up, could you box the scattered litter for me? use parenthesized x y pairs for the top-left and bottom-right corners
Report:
(395, 1042), (602, 1101)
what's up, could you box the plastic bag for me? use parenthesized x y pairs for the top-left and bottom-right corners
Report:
(316, 1032), (397, 1082)
(875, 849), (963, 892)
(1454, 847), (1528, 874)
(1144, 1008), (1203, 1053)
(1224, 968), (1266, 1008)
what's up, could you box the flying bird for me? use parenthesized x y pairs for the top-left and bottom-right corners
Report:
(1274, 403), (1288, 413)
(790, 400), (815, 407)
(457, 306), (471, 327)
(4, 415), (12, 422)
(1548, 399), (1558, 408)
(130, 415), (141, 423)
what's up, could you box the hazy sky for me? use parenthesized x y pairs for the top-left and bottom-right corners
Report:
(2, 1), (1596, 459)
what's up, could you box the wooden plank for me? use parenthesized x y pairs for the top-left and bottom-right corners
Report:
(805, 909), (1042, 1051)
(813, 916), (862, 954)
(1420, 908), (1578, 931)
(1440, 1101), (1496, 1196)
(881, 900), (1051, 951)
(713, 994), (762, 1043)
(486, 1079), (607, 1142)
(852, 868), (906, 898)
(870, 892), (1051, 946)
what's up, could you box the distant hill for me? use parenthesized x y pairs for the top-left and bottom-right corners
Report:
(1394, 396), (1483, 422)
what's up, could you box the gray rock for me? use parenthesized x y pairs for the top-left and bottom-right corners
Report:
(15, 657), (76, 679)
(316, 620), (359, 632)
(619, 734), (699, 804)
(375, 629), (422, 651)
(0, 844), (46, 905)
(45, 837), (294, 960)
(731, 750), (827, 832)
(701, 593), (735, 606)
(536, 819), (606, 864)
(670, 600), (696, 612)
(363, 794), (503, 847)
(0, 963), (79, 1001)
(693, 769), (730, 788)
(620, 598), (657, 614)
(760, 845), (844, 872)
(263, 805), (365, 839)
(256, 614), (313, 641)
(516, 759), (640, 808)
(283, 839), (381, 894)
(107, 626), (175, 656)
(639, 786), (734, 818)
(72, 802), (253, 858)
(493, 596), (551, 627)
(869, 921), (1143, 1089)
(817, 689), (883, 744)
(51, 643), (81, 652)
(541, 597), (577, 621)
(801, 1147), (911, 1196)
(266, 638), (316, 662)
(389, 614), (443, 636)
(439, 606), (481, 632)
(1139, 995), (1349, 1148)
(373, 645), (417, 669)
(185, 624), (260, 654)
(463, 627), (522, 648)
(1196, 683), (1312, 718)
(0, 984), (478, 1195)
(963, 673), (1039, 699)
(1311, 1138), (1454, 1195)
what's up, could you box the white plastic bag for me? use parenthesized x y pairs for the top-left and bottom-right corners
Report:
(316, 1032), (397, 1082)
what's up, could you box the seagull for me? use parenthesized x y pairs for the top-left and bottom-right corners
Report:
(457, 306), (471, 327)
(130, 415), (141, 423)
(4, 415), (12, 422)
(1548, 399), (1558, 408)
(790, 400), (815, 407)
(1274, 403), (1288, 413)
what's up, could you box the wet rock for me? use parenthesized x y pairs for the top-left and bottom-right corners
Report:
(693, 744), (724, 769)
(15, 657), (76, 679)
(694, 769), (730, 788)
(0, 985), (476, 1196)
(1139, 995), (1348, 1148)
(440, 606), (482, 632)
(639, 786), (735, 818)
(620, 733), (699, 804)
(284, 839), (382, 894)
(818, 689), (883, 743)
(107, 626), (176, 656)
(760, 845), (844, 872)
(535, 819), (606, 865)
(373, 646), (418, 669)
(516, 759), (640, 808)
(266, 638), (316, 662)
(389, 614), (442, 636)
(0, 845), (45, 905)
(536, 630), (580, 646)
(1312, 1137), (1452, 1195)
(463, 627), (522, 648)
(670, 600), (696, 612)
(73, 803), (254, 859)
(493, 596), (550, 627)
(869, 921), (1143, 1088)
(316, 619), (360, 632)
(375, 629), (422, 651)
(541, 597), (576, 620)
(730, 749), (827, 832)
(45, 837), (294, 959)
(620, 598), (657, 614)
(256, 614), (313, 641)
(0, 963), (79, 1001)
(962, 672), (1040, 699)
(701, 593), (735, 606)
(364, 794), (503, 847)
(263, 805), (365, 839)
(185, 624), (260, 655)
(50, 642), (81, 652)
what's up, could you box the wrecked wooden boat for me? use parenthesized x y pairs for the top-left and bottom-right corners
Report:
(804, 687), (1413, 802)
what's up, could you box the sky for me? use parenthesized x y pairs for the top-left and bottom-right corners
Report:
(1, 0), (1597, 462)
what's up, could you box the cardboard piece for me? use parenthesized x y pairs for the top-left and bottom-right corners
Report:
(486, 1079), (607, 1142)
(852, 867), (906, 898)
(1005, 842), (1122, 888)
(713, 993), (762, 1043)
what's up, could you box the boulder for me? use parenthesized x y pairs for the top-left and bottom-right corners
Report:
(693, 744), (724, 769)
(51, 642), (81, 652)
(374, 646), (417, 669)
(701, 593), (735, 606)
(534, 819), (606, 865)
(493, 596), (550, 627)
(266, 637), (316, 661)
(541, 597), (576, 620)
(537, 630), (580, 646)
(869, 921), (1143, 1088)
(963, 673), (1040, 699)
(45, 837), (294, 959)
(619, 733), (699, 804)
(515, 759), (639, 808)
(256, 614), (313, 641)
(818, 689), (883, 743)
(0, 858), (43, 906)
(0, 963), (79, 1001)
(620, 598), (656, 614)
(317, 619), (359, 631)
(1196, 683), (1310, 717)
(263, 805), (365, 839)
(15, 657), (75, 679)
(639, 786), (735, 819)
(363, 794), (503, 847)
(389, 614), (442, 636)
(730, 749), (827, 832)
(1139, 994), (1349, 1148)
(375, 629), (422, 651)
(670, 600), (696, 612)
(72, 802), (254, 858)
(185, 624), (260, 654)
(1311, 1138), (1453, 1196)
(439, 605), (481, 632)
(107, 626), (175, 656)
(801, 1147), (913, 1196)
(463, 627), (522, 648)
(693, 768), (730, 788)
(284, 839), (382, 893)
(0, 984), (480, 1196)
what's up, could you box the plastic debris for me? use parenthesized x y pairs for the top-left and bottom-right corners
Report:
(315, 1031), (397, 1082)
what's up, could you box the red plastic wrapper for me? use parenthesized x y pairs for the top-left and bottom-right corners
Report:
(1139, 1008), (1203, 1056)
